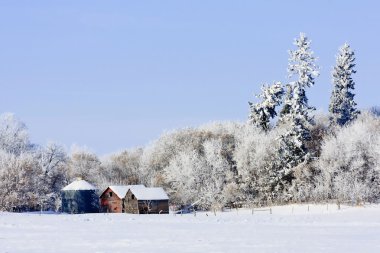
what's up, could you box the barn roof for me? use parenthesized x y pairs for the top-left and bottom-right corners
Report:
(62, 179), (97, 191)
(129, 187), (169, 200)
(107, 185), (145, 199)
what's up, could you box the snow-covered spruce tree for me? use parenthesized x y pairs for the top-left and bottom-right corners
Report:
(249, 82), (284, 131)
(329, 43), (359, 127)
(277, 33), (319, 200)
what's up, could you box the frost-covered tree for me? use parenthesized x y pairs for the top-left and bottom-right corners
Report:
(249, 82), (284, 131)
(69, 147), (101, 185)
(140, 128), (209, 187)
(35, 143), (68, 210)
(101, 148), (143, 186)
(201, 139), (234, 212)
(0, 114), (37, 211)
(164, 150), (201, 205)
(234, 125), (286, 204)
(0, 147), (67, 212)
(0, 151), (34, 210)
(279, 33), (319, 170)
(329, 43), (359, 126)
(141, 123), (238, 188)
(317, 113), (380, 203)
(163, 132), (237, 211)
(274, 33), (319, 202)
(0, 113), (30, 155)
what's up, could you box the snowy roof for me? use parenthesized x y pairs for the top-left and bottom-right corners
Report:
(62, 179), (97, 191)
(129, 187), (169, 200)
(107, 185), (145, 199)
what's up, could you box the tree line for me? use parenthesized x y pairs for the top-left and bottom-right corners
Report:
(1, 33), (379, 212)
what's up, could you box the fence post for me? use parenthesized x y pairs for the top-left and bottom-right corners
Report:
(270, 208), (272, 214)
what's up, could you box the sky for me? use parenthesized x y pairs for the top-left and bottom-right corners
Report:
(0, 0), (379, 155)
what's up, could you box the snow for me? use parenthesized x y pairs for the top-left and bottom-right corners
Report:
(1, 204), (380, 253)
(130, 187), (169, 200)
(62, 179), (97, 191)
(106, 185), (145, 199)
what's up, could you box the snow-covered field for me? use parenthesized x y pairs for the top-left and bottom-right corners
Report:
(1, 204), (380, 253)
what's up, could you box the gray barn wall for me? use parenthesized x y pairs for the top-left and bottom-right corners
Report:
(61, 190), (99, 214)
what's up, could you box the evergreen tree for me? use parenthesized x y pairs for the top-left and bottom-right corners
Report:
(279, 33), (319, 170)
(248, 82), (284, 131)
(329, 43), (359, 126)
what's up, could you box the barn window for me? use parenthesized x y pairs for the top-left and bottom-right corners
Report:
(132, 194), (135, 199)
(109, 192), (113, 197)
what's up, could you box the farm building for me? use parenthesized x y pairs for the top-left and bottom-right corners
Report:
(61, 179), (99, 214)
(124, 187), (169, 214)
(99, 185), (145, 213)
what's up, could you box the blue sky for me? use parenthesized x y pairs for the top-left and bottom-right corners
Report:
(0, 1), (379, 154)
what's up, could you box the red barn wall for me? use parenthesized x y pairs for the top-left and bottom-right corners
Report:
(100, 188), (124, 213)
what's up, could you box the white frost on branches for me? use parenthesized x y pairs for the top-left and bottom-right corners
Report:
(0, 113), (30, 155)
(317, 113), (380, 203)
(249, 82), (284, 131)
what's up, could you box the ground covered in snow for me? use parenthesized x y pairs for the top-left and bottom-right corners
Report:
(1, 204), (380, 253)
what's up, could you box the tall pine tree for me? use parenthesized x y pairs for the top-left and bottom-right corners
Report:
(329, 43), (359, 126)
(279, 33), (319, 170)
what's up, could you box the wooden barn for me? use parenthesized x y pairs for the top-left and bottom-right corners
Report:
(124, 187), (169, 214)
(99, 185), (145, 213)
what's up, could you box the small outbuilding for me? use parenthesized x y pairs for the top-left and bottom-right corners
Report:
(61, 179), (99, 214)
(99, 185), (145, 213)
(124, 187), (169, 214)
